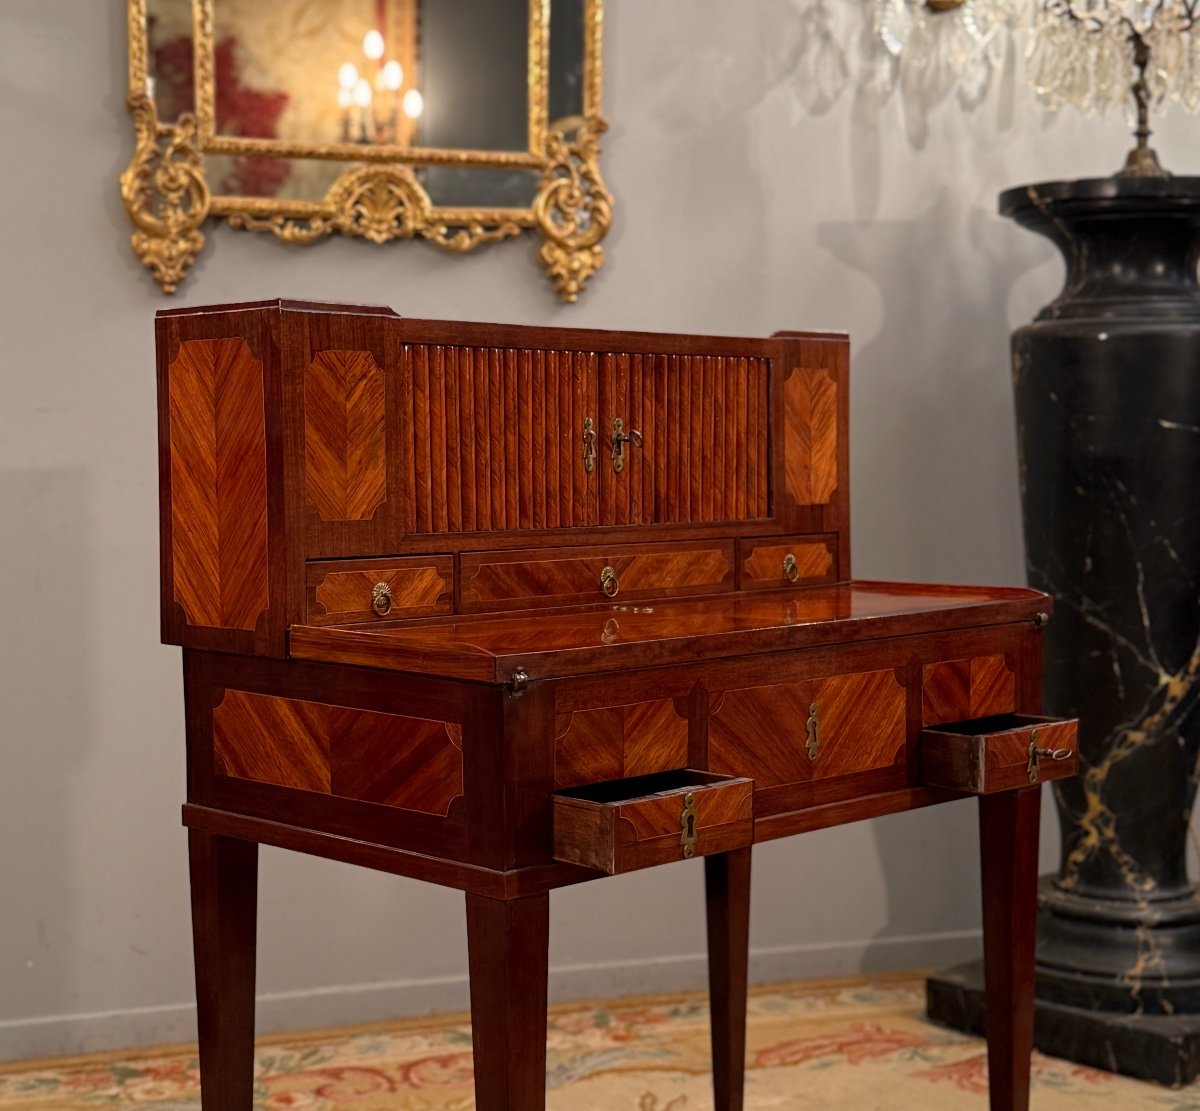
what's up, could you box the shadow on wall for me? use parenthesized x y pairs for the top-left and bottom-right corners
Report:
(817, 192), (1050, 584)
(0, 468), (95, 1049)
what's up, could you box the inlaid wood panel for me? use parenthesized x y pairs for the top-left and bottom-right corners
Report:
(709, 669), (905, 787)
(554, 697), (690, 789)
(304, 350), (387, 524)
(739, 535), (837, 591)
(552, 771), (754, 874)
(168, 338), (269, 632)
(783, 366), (838, 507)
(922, 654), (1016, 727)
(306, 556), (453, 625)
(404, 344), (599, 534)
(460, 541), (735, 613)
(602, 354), (770, 525)
(213, 690), (463, 816)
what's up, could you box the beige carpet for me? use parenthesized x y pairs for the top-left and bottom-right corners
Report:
(0, 975), (1193, 1109)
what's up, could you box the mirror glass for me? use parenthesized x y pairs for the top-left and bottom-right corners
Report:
(144, 0), (586, 207)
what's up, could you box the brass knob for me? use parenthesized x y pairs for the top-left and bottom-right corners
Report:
(600, 565), (619, 598)
(371, 581), (393, 616)
(783, 553), (800, 583)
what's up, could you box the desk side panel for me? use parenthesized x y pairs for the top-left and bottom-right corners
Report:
(157, 305), (287, 656)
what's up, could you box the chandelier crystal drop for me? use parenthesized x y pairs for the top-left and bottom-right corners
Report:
(806, 0), (1200, 173)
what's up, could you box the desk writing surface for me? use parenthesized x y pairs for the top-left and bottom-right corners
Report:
(289, 580), (1047, 682)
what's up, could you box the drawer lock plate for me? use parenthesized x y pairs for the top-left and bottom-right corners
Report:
(805, 703), (821, 761)
(1027, 730), (1073, 784)
(681, 792), (698, 859)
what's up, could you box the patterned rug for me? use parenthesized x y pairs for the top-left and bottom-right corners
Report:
(2, 975), (1197, 1109)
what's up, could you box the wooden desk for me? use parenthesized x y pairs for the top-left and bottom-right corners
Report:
(157, 301), (1076, 1110)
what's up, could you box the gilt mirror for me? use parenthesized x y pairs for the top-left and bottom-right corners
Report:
(123, 0), (610, 302)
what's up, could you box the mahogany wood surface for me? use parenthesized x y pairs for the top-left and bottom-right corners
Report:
(552, 771), (754, 874)
(980, 787), (1042, 1111)
(306, 555), (453, 625)
(706, 849), (752, 1111)
(157, 304), (1068, 1111)
(189, 831), (257, 1111)
(466, 893), (550, 1111)
(289, 581), (1047, 682)
(920, 715), (1079, 794)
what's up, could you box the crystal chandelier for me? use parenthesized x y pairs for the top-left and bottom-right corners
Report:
(799, 0), (1200, 174)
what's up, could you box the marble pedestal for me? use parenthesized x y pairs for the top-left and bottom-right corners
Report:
(928, 177), (1200, 1085)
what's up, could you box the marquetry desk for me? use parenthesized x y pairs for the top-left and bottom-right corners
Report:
(157, 300), (1077, 1111)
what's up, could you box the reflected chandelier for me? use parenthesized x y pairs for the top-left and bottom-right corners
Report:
(800, 0), (1200, 174)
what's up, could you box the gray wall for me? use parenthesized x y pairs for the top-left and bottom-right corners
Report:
(2, 0), (1193, 1059)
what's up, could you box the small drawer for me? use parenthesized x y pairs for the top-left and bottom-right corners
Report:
(306, 556), (454, 625)
(920, 714), (1079, 794)
(460, 540), (735, 613)
(552, 769), (754, 874)
(738, 535), (837, 591)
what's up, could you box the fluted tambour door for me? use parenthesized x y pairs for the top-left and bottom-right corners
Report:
(404, 345), (600, 533)
(600, 353), (771, 526)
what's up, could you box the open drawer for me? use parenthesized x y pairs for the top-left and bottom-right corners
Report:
(552, 770), (754, 875)
(919, 714), (1079, 794)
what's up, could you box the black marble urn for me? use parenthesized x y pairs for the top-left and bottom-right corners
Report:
(927, 178), (1200, 1086)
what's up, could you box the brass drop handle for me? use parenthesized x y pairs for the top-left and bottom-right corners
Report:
(783, 553), (800, 583)
(600, 565), (620, 598)
(681, 792), (698, 859)
(611, 417), (644, 473)
(582, 416), (597, 474)
(371, 581), (393, 616)
(805, 703), (820, 761)
(1027, 729), (1073, 784)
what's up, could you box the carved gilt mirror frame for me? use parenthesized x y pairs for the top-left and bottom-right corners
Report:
(122, 0), (611, 302)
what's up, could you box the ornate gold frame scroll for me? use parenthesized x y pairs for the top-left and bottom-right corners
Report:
(122, 0), (611, 302)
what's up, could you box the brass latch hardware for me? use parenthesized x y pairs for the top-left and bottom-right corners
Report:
(600, 565), (620, 598)
(805, 703), (821, 761)
(507, 667), (531, 698)
(1027, 729), (1073, 784)
(611, 418), (643, 473)
(681, 792), (698, 858)
(783, 553), (800, 583)
(371, 581), (393, 616)
(582, 417), (597, 474)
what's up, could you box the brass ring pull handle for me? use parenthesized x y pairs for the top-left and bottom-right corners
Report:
(1027, 729), (1073, 783)
(582, 417), (597, 474)
(611, 417), (644, 473)
(681, 792), (698, 859)
(371, 581), (393, 616)
(600, 565), (620, 598)
(783, 553), (800, 583)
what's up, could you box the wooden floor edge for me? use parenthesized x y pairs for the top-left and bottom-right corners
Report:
(0, 969), (929, 1076)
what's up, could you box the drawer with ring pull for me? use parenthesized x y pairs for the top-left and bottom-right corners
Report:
(919, 714), (1079, 794)
(738, 535), (838, 591)
(459, 540), (736, 614)
(552, 769), (754, 874)
(305, 556), (454, 626)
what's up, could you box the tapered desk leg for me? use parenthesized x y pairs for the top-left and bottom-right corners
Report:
(466, 892), (551, 1111)
(979, 787), (1041, 1111)
(189, 830), (259, 1111)
(706, 848), (752, 1111)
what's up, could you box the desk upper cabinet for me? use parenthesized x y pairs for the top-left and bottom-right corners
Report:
(158, 300), (1072, 1111)
(156, 301), (847, 657)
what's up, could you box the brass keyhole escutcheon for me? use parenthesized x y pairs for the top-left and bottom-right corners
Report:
(1027, 729), (1073, 784)
(582, 416), (597, 474)
(601, 565), (620, 598)
(805, 703), (820, 761)
(783, 553), (800, 583)
(371, 581), (393, 616)
(681, 792), (698, 858)
(611, 417), (644, 473)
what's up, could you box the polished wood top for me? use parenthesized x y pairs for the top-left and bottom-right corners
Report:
(289, 580), (1049, 683)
